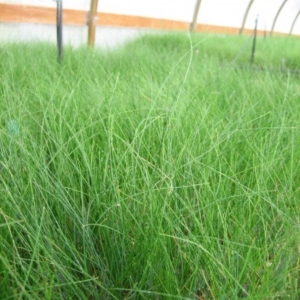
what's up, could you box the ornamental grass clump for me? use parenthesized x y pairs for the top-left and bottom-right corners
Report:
(0, 34), (300, 299)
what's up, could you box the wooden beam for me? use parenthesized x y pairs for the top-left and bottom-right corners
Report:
(87, 0), (99, 47)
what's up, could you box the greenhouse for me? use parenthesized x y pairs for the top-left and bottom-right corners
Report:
(0, 1), (300, 299)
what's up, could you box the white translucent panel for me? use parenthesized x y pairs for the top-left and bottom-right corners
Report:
(197, 0), (249, 28)
(0, 0), (195, 18)
(273, 0), (300, 34)
(246, 0), (285, 32)
(0, 22), (145, 48)
(245, 0), (300, 34)
(0, 0), (90, 10)
(1, 0), (56, 8)
(98, 0), (195, 22)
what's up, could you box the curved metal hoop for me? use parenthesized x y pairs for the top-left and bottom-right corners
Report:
(190, 0), (203, 32)
(270, 0), (289, 36)
(289, 10), (300, 35)
(240, 0), (255, 35)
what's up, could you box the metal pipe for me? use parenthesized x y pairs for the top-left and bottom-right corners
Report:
(240, 0), (255, 35)
(190, 0), (202, 32)
(55, 0), (63, 63)
(270, 0), (289, 36)
(250, 16), (258, 64)
(289, 10), (300, 35)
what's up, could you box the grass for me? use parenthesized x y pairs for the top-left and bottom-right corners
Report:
(1, 32), (300, 299)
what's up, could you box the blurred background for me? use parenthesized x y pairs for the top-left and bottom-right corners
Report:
(1, 0), (300, 48)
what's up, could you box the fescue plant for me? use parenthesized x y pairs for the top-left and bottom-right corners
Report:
(0, 33), (300, 299)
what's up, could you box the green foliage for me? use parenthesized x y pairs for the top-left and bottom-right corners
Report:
(1, 33), (300, 299)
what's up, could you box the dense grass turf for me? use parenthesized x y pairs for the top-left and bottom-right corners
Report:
(1, 33), (300, 299)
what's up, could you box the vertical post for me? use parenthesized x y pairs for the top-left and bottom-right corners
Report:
(250, 16), (258, 64)
(56, 0), (63, 63)
(190, 0), (202, 32)
(88, 0), (99, 47)
(240, 0), (255, 35)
